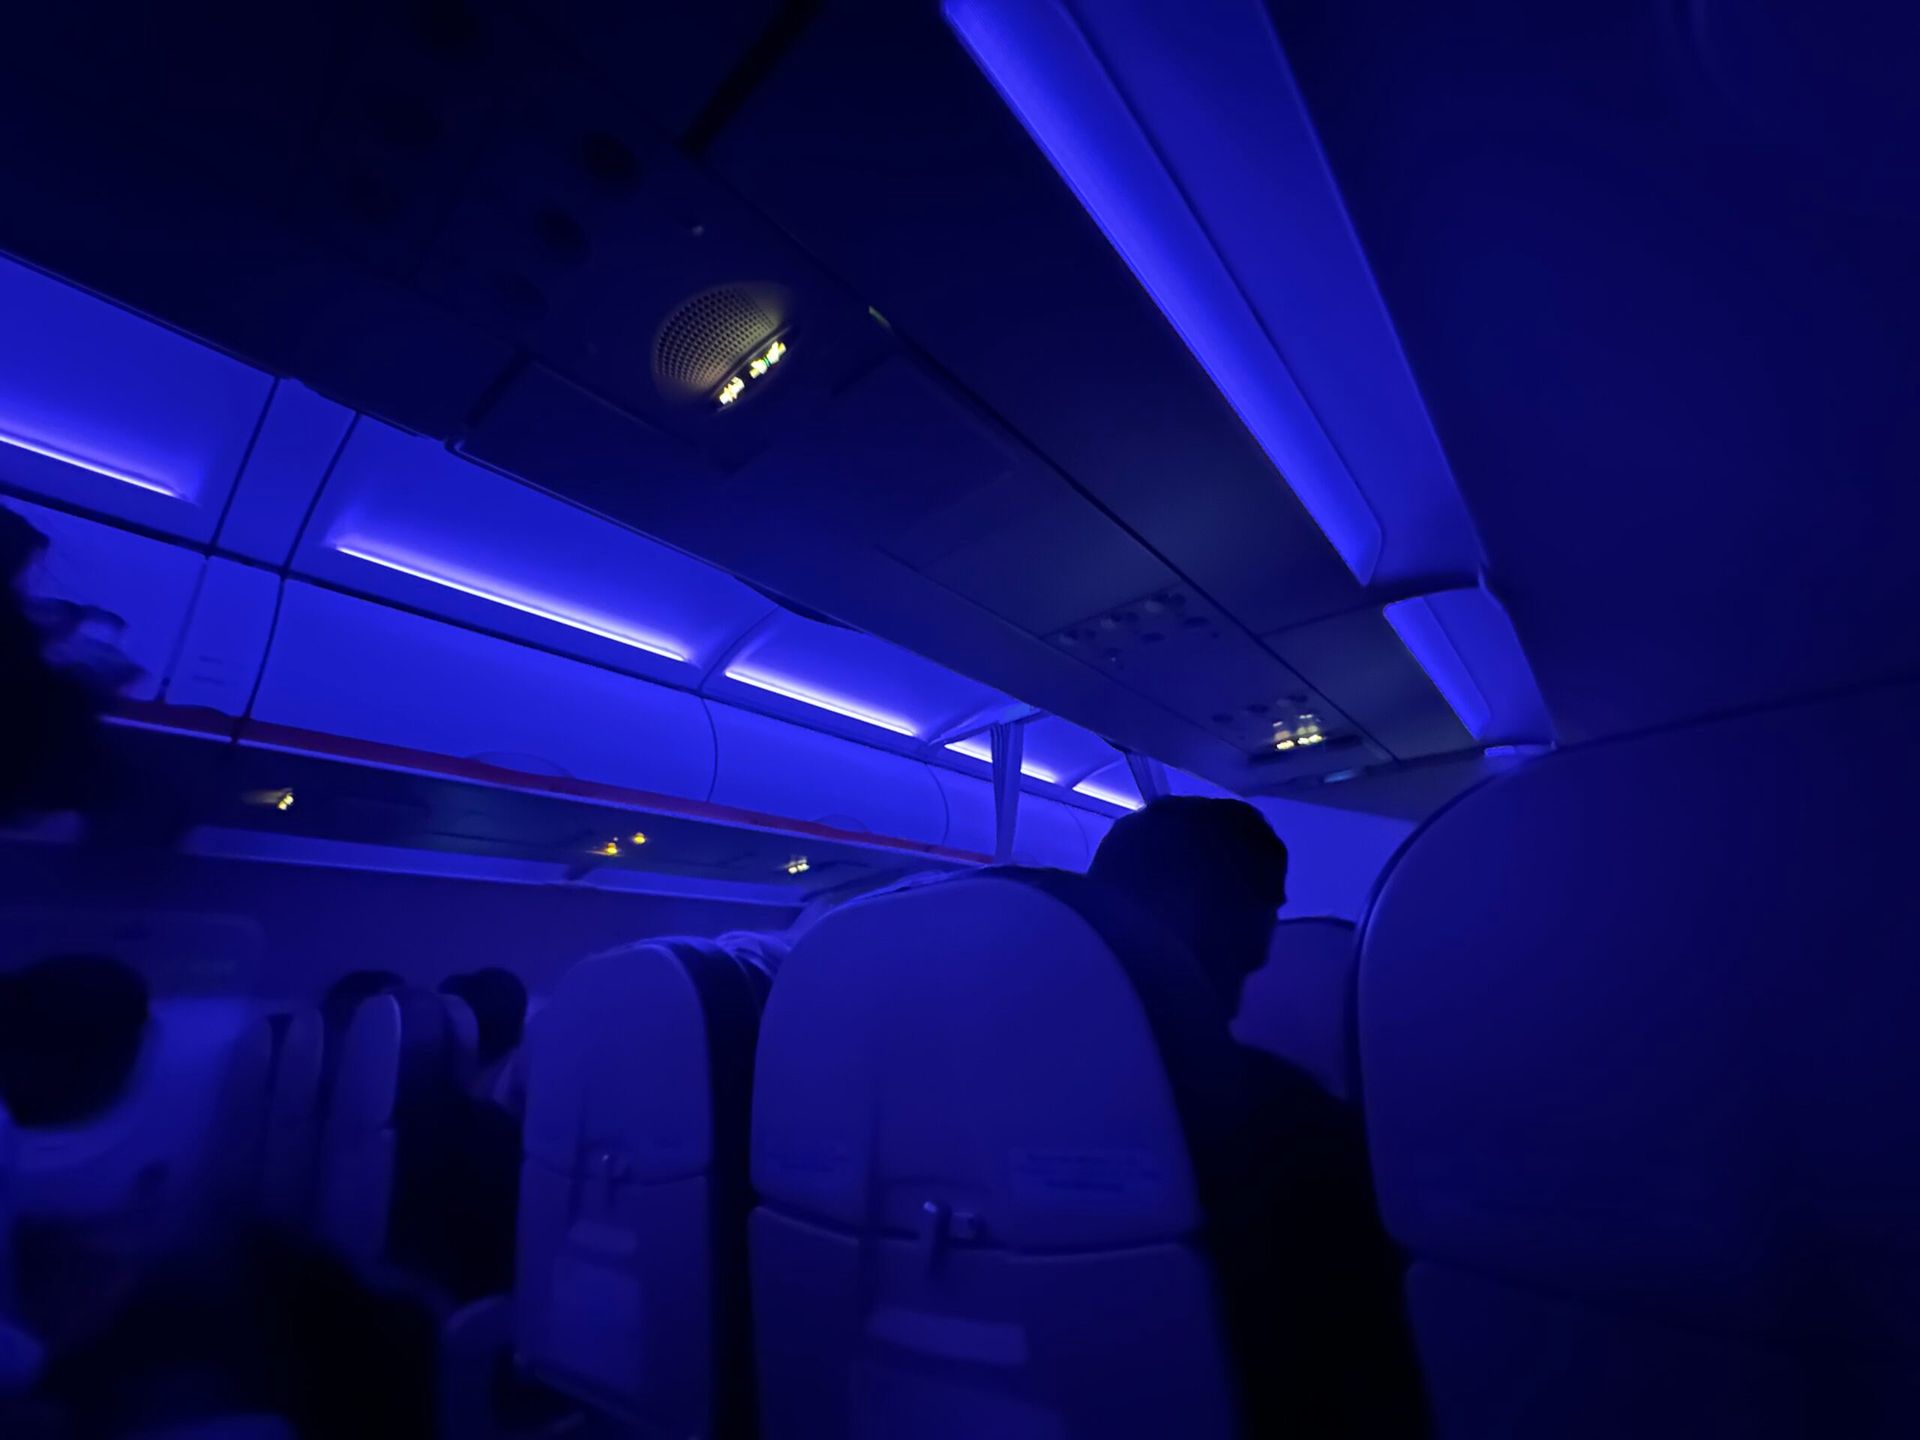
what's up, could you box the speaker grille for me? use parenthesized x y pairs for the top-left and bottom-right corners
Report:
(654, 286), (781, 396)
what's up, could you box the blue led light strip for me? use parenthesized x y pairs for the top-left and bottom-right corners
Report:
(0, 427), (180, 498)
(724, 666), (917, 737)
(334, 541), (689, 663)
(944, 736), (1060, 784)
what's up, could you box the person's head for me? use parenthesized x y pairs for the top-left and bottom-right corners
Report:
(0, 955), (150, 1128)
(322, 968), (406, 1037)
(439, 967), (526, 1068)
(1088, 797), (1289, 1013)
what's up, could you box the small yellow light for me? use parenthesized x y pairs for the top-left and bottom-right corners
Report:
(1275, 738), (1295, 751)
(764, 339), (786, 365)
(599, 841), (620, 858)
(718, 376), (746, 406)
(785, 857), (810, 876)
(630, 831), (648, 846)
(275, 790), (295, 812)
(748, 357), (769, 378)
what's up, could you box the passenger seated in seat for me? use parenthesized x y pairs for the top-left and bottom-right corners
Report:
(439, 967), (528, 1114)
(1087, 798), (1426, 1438)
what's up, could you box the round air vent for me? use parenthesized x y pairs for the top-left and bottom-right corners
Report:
(653, 285), (785, 401)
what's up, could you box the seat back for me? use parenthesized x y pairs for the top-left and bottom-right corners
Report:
(315, 988), (479, 1273)
(312, 994), (403, 1264)
(1232, 917), (1358, 1099)
(517, 937), (764, 1437)
(751, 874), (1233, 1440)
(1360, 684), (1920, 1437)
(257, 1010), (324, 1226)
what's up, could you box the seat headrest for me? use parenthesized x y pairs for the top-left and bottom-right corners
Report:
(753, 874), (1202, 1250)
(1361, 686), (1920, 1352)
(525, 940), (726, 1182)
(1232, 917), (1358, 1099)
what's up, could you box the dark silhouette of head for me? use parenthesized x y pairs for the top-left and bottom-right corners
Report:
(1089, 797), (1289, 1013)
(321, 968), (406, 1038)
(0, 955), (150, 1128)
(439, 967), (527, 1068)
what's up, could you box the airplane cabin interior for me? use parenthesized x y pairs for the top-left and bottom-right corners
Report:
(0, 2), (1912, 1437)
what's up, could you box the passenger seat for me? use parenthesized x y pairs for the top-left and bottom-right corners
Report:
(516, 937), (765, 1438)
(750, 872), (1238, 1439)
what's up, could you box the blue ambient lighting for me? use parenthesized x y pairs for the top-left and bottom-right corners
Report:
(945, 0), (1384, 581)
(723, 666), (917, 737)
(334, 540), (690, 663)
(1072, 780), (1144, 811)
(1384, 596), (1491, 739)
(0, 426), (180, 498)
(944, 736), (1060, 784)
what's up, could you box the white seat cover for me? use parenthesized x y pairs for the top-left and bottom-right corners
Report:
(313, 995), (402, 1264)
(517, 939), (740, 1435)
(1232, 916), (1358, 1099)
(1361, 683), (1920, 1437)
(751, 875), (1233, 1440)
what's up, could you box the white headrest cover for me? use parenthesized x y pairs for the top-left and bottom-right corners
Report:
(328, 995), (403, 1139)
(524, 942), (713, 1182)
(1233, 918), (1358, 1100)
(753, 876), (1200, 1250)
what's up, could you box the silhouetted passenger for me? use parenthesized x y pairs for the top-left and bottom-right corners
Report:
(1086, 798), (1426, 1438)
(384, 989), (520, 1303)
(0, 955), (149, 1130)
(440, 967), (528, 1112)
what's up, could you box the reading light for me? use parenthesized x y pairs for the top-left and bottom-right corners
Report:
(0, 427), (181, 498)
(716, 336), (789, 407)
(1273, 714), (1326, 751)
(598, 840), (620, 858)
(334, 541), (689, 663)
(274, 789), (295, 812)
(943, 737), (1060, 784)
(723, 666), (916, 736)
(785, 857), (810, 876)
(1072, 780), (1144, 811)
(629, 831), (649, 845)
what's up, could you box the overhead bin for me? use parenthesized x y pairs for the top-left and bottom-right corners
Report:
(298, 421), (774, 684)
(0, 256), (270, 542)
(706, 703), (948, 850)
(250, 584), (719, 804)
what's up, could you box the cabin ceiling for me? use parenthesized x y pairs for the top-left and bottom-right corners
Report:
(0, 1), (1906, 820)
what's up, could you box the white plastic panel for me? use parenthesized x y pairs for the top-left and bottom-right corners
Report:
(251, 583), (717, 802)
(1012, 795), (1091, 871)
(714, 609), (1009, 746)
(707, 703), (948, 846)
(217, 383), (354, 564)
(298, 420), (773, 680)
(1014, 715), (1123, 787)
(164, 558), (278, 714)
(0, 256), (270, 540)
(12, 497), (202, 701)
(1070, 759), (1145, 813)
(930, 767), (996, 858)
(1070, 805), (1115, 860)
